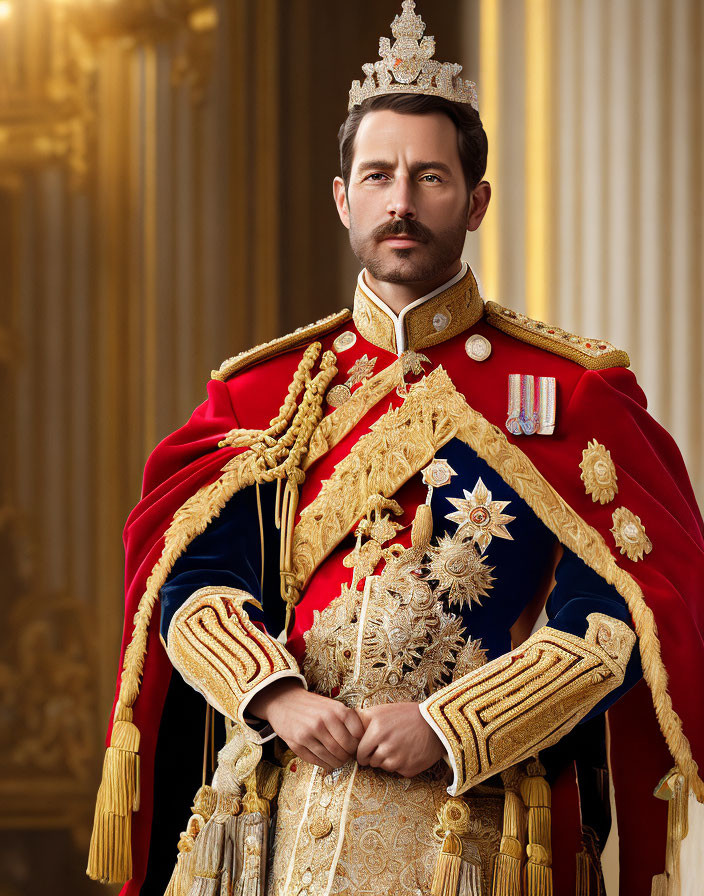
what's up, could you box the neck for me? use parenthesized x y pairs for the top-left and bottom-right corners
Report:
(363, 259), (463, 315)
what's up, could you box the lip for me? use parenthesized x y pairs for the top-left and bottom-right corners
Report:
(382, 236), (423, 247)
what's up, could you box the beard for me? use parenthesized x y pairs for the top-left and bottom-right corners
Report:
(348, 208), (469, 284)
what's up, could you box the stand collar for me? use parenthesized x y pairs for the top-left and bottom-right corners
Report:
(352, 263), (484, 355)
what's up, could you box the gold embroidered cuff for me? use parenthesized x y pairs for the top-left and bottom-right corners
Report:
(166, 586), (306, 742)
(419, 613), (636, 796)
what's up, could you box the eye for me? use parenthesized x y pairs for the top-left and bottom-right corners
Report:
(364, 172), (388, 182)
(420, 174), (442, 183)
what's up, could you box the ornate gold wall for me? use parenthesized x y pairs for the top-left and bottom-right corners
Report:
(0, 1), (463, 892)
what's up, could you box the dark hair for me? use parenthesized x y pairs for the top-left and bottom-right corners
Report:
(338, 93), (488, 193)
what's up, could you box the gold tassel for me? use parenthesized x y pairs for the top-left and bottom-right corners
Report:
(520, 760), (552, 896)
(431, 832), (463, 896)
(431, 798), (473, 896)
(651, 767), (689, 896)
(492, 770), (525, 896)
(86, 705), (141, 883)
(411, 502), (434, 549)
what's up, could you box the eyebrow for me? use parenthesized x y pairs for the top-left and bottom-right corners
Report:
(356, 160), (454, 176)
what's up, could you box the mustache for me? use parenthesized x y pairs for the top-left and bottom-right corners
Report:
(372, 218), (432, 243)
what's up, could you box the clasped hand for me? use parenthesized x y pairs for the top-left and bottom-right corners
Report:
(247, 680), (446, 777)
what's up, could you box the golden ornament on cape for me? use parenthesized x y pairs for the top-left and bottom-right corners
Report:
(610, 507), (652, 561)
(580, 439), (618, 504)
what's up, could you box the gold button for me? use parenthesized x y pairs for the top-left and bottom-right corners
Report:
(333, 331), (357, 352)
(465, 334), (492, 362)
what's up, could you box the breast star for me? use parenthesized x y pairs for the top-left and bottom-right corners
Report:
(445, 477), (515, 553)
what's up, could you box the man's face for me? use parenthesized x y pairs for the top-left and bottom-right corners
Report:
(334, 110), (472, 285)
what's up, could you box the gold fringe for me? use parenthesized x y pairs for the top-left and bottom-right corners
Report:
(86, 706), (141, 883)
(520, 761), (552, 896)
(492, 774), (525, 896)
(164, 815), (204, 896)
(651, 767), (689, 896)
(431, 832), (463, 896)
(576, 847), (590, 896)
(525, 855), (552, 896)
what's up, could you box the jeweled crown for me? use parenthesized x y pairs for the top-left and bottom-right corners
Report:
(348, 0), (478, 112)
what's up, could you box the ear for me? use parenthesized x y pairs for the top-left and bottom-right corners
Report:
(466, 181), (491, 232)
(333, 176), (351, 230)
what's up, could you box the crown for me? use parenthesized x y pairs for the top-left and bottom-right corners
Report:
(348, 1), (478, 112)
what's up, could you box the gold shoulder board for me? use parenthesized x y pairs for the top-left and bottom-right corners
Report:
(485, 301), (630, 370)
(211, 309), (353, 381)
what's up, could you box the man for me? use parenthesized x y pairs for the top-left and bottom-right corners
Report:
(88, 3), (704, 895)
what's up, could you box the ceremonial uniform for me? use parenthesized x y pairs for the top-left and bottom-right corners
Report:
(87, 3), (704, 894)
(88, 265), (704, 896)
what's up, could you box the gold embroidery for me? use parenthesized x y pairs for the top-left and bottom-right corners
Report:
(291, 367), (469, 591)
(353, 266), (484, 354)
(580, 439), (619, 504)
(166, 586), (304, 729)
(304, 534), (486, 708)
(445, 387), (701, 800)
(610, 506), (652, 561)
(211, 309), (351, 381)
(305, 357), (404, 465)
(445, 477), (515, 552)
(296, 354), (698, 801)
(427, 532), (495, 609)
(401, 348), (431, 376)
(485, 301), (630, 369)
(269, 760), (503, 896)
(420, 614), (636, 795)
(342, 496), (404, 583)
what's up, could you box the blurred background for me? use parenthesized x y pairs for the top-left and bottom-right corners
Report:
(0, 0), (701, 893)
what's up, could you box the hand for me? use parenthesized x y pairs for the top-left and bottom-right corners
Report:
(356, 702), (446, 778)
(247, 679), (365, 773)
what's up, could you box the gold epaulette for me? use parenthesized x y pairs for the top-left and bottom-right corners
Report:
(211, 309), (352, 381)
(485, 301), (630, 370)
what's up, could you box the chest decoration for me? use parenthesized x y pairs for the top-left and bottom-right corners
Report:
(304, 531), (488, 708)
(397, 349), (431, 397)
(303, 469), (520, 707)
(506, 373), (556, 436)
(326, 353), (378, 408)
(445, 477), (515, 553)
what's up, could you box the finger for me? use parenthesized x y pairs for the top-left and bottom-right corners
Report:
(326, 716), (362, 755)
(311, 738), (347, 770)
(291, 744), (332, 773)
(368, 746), (389, 769)
(340, 708), (366, 740)
(355, 730), (379, 766)
(379, 756), (400, 774)
(317, 727), (354, 764)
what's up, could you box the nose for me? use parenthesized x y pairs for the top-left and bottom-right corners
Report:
(386, 175), (415, 219)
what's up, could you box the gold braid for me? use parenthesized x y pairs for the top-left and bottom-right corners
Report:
(220, 345), (338, 626)
(218, 342), (320, 449)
